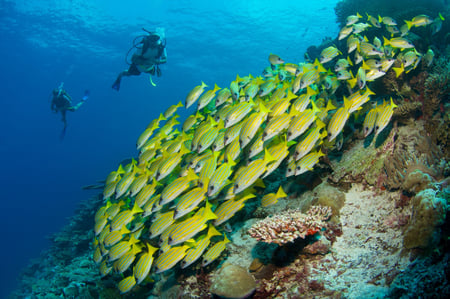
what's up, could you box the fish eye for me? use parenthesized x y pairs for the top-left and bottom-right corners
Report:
(287, 132), (292, 137)
(375, 126), (379, 130)
(235, 184), (239, 189)
(263, 132), (267, 137)
(209, 186), (214, 192)
(168, 236), (172, 242)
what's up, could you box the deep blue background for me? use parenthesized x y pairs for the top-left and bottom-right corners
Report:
(0, 0), (338, 297)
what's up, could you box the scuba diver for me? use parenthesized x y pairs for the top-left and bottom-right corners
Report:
(112, 27), (167, 91)
(51, 82), (89, 139)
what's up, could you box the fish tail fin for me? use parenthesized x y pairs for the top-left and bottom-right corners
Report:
(405, 20), (413, 30)
(207, 224), (221, 238)
(393, 64), (404, 77)
(276, 186), (287, 198)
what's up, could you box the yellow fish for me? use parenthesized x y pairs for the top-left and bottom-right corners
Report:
(174, 184), (207, 219)
(339, 25), (353, 40)
(134, 243), (158, 284)
(286, 101), (320, 142)
(405, 14), (434, 29)
(224, 100), (255, 128)
(180, 225), (221, 269)
(346, 12), (362, 26)
(198, 83), (221, 110)
(199, 152), (219, 188)
(383, 37), (415, 49)
(261, 186), (287, 207)
(208, 157), (236, 197)
(197, 121), (224, 154)
(239, 102), (270, 148)
(201, 235), (230, 266)
(216, 88), (231, 107)
(136, 114), (165, 150)
(295, 149), (325, 176)
(105, 164), (126, 185)
(129, 169), (151, 197)
(269, 53), (284, 65)
(114, 243), (141, 274)
(183, 112), (204, 132)
(164, 101), (183, 119)
(118, 275), (136, 294)
(319, 46), (341, 64)
(327, 98), (350, 142)
(294, 119), (326, 160)
(262, 137), (291, 178)
(149, 210), (174, 238)
(168, 202), (217, 246)
(214, 193), (255, 225)
(103, 226), (130, 247)
(154, 244), (191, 273)
(108, 235), (139, 262)
(110, 203), (144, 232)
(160, 168), (198, 205)
(374, 98), (397, 137)
(262, 110), (295, 142)
(186, 81), (208, 109)
(233, 149), (276, 194)
(135, 179), (159, 208)
(155, 147), (188, 181)
(115, 165), (138, 199)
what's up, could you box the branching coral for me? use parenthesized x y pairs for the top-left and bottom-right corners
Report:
(248, 206), (332, 245)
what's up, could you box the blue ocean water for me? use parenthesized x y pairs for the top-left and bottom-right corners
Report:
(0, 0), (339, 297)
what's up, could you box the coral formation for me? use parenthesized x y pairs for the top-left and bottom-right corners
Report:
(248, 206), (332, 245)
(209, 263), (256, 299)
(403, 188), (448, 249)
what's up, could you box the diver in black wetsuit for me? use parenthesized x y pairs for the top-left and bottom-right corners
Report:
(112, 28), (167, 91)
(51, 82), (89, 139)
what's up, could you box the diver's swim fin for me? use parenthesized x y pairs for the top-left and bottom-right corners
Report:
(60, 126), (67, 140)
(112, 78), (121, 91)
(82, 90), (90, 101)
(149, 75), (156, 87)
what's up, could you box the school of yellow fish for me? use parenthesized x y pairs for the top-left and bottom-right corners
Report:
(93, 12), (443, 293)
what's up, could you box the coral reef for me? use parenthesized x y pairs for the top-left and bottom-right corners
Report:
(248, 206), (332, 245)
(10, 195), (115, 299)
(389, 252), (450, 298)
